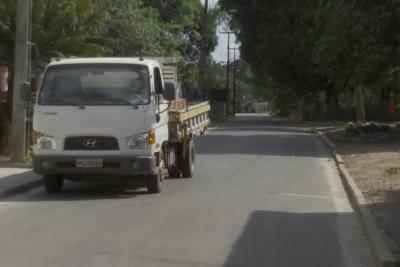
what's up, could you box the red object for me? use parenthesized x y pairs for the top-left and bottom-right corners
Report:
(0, 65), (8, 92)
(387, 104), (397, 117)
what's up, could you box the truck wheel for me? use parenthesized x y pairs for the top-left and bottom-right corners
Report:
(167, 144), (182, 178)
(146, 168), (164, 193)
(168, 167), (181, 178)
(44, 174), (64, 193)
(181, 139), (195, 178)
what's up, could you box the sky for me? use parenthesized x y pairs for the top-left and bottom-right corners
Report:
(201, 0), (240, 63)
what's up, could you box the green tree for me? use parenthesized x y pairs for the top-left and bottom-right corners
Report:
(98, 0), (168, 57)
(313, 0), (400, 124)
(98, 0), (218, 92)
(0, 0), (15, 63)
(221, 0), (400, 121)
(220, 0), (326, 114)
(144, 0), (203, 61)
(32, 0), (110, 62)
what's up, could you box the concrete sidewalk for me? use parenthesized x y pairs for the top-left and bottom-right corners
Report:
(0, 155), (32, 168)
(0, 167), (41, 199)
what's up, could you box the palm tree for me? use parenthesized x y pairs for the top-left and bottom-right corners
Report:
(32, 0), (111, 62)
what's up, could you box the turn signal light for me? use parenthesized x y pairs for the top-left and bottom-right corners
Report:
(31, 131), (40, 145)
(148, 130), (156, 145)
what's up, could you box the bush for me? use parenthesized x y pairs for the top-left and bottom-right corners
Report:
(210, 112), (229, 123)
(362, 123), (390, 133)
(346, 121), (391, 135)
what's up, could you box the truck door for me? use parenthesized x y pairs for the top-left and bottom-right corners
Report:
(153, 66), (169, 140)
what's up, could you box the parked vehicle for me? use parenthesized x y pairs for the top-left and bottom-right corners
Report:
(28, 57), (210, 193)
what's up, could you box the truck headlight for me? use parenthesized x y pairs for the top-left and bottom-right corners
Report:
(37, 136), (56, 150)
(128, 133), (149, 150)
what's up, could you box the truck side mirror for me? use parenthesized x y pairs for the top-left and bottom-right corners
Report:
(20, 82), (31, 102)
(154, 67), (164, 95)
(163, 82), (177, 101)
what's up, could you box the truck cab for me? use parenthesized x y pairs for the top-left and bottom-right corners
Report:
(33, 58), (170, 193)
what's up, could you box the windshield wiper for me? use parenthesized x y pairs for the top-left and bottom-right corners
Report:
(99, 97), (139, 108)
(47, 98), (86, 109)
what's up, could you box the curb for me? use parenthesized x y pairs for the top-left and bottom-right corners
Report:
(0, 163), (32, 169)
(0, 179), (42, 200)
(315, 129), (397, 267)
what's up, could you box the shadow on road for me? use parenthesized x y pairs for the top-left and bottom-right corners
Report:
(2, 179), (149, 202)
(198, 114), (327, 158)
(368, 198), (400, 259)
(224, 210), (362, 267)
(197, 134), (327, 158)
(0, 170), (41, 199)
(212, 125), (310, 134)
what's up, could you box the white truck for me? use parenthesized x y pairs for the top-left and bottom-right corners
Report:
(26, 57), (210, 193)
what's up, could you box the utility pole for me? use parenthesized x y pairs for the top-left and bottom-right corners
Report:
(219, 31), (234, 115)
(10, 0), (31, 162)
(230, 48), (239, 115)
(198, 0), (209, 100)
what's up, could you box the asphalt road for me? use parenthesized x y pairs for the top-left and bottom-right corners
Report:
(0, 114), (374, 267)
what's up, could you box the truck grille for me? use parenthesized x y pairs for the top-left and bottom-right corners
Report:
(64, 136), (119, 151)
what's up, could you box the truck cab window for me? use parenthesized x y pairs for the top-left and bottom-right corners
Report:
(153, 67), (164, 95)
(38, 64), (150, 106)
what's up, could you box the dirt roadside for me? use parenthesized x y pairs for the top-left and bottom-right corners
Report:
(320, 125), (400, 260)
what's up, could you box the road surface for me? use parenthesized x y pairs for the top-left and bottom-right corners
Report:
(0, 114), (374, 267)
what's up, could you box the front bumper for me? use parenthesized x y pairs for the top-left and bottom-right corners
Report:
(33, 155), (157, 176)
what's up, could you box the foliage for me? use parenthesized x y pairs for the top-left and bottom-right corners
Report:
(0, 0), (15, 63)
(0, 0), (218, 154)
(32, 0), (111, 62)
(209, 111), (229, 123)
(220, 0), (400, 121)
(98, 0), (168, 57)
(313, 0), (399, 88)
(346, 121), (391, 135)
(204, 59), (266, 113)
(144, 0), (202, 61)
(220, 0), (325, 93)
(0, 0), (219, 97)
(0, 0), (217, 71)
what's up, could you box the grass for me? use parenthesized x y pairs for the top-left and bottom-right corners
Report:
(210, 112), (233, 124)
(385, 167), (400, 177)
(24, 153), (33, 165)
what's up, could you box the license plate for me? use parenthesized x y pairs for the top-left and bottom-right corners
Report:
(76, 158), (103, 168)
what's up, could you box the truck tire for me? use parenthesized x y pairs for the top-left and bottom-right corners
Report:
(168, 167), (181, 178)
(181, 139), (195, 178)
(167, 144), (181, 178)
(146, 168), (163, 193)
(44, 174), (64, 193)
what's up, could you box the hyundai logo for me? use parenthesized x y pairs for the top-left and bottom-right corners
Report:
(83, 139), (99, 148)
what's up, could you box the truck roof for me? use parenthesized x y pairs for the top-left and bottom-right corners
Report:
(47, 57), (159, 67)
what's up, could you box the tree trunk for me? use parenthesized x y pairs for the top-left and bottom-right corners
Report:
(326, 86), (339, 119)
(354, 85), (366, 125)
(6, 71), (13, 122)
(380, 87), (391, 116)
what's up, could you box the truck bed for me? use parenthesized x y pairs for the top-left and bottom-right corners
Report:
(169, 101), (211, 122)
(168, 100), (211, 143)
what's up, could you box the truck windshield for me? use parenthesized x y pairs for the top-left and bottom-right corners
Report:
(38, 64), (150, 106)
